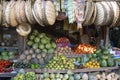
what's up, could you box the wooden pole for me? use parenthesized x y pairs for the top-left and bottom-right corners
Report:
(105, 27), (109, 49)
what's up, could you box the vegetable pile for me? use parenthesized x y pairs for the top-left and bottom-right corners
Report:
(27, 30), (56, 54)
(18, 49), (53, 67)
(54, 46), (73, 55)
(0, 50), (18, 60)
(0, 60), (13, 73)
(14, 72), (37, 80)
(74, 44), (96, 54)
(56, 37), (70, 47)
(45, 55), (75, 70)
(87, 47), (115, 67)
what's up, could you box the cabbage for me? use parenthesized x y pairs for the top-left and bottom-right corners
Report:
(50, 73), (55, 79)
(41, 38), (49, 44)
(56, 73), (60, 78)
(27, 40), (33, 46)
(1, 51), (8, 56)
(43, 73), (49, 78)
(29, 35), (35, 40)
(48, 49), (54, 54)
(63, 74), (69, 79)
(46, 43), (52, 49)
(74, 74), (80, 80)
(51, 42), (56, 48)
(34, 37), (40, 43)
(32, 43), (39, 49)
(39, 44), (44, 49)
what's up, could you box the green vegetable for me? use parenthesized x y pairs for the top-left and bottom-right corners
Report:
(101, 60), (107, 67)
(107, 58), (115, 67)
(51, 42), (56, 48)
(48, 49), (54, 54)
(29, 35), (35, 40)
(32, 43), (39, 49)
(27, 41), (33, 46)
(34, 37), (40, 43)
(45, 43), (52, 49)
(39, 44), (44, 49)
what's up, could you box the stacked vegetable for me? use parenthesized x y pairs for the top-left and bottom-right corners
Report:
(56, 37), (70, 47)
(0, 50), (18, 60)
(37, 71), (81, 80)
(45, 55), (75, 70)
(0, 60), (13, 73)
(18, 49), (53, 67)
(74, 44), (96, 54)
(27, 30), (56, 54)
(87, 47), (115, 67)
(14, 72), (37, 80)
(54, 46), (73, 55)
(13, 62), (40, 69)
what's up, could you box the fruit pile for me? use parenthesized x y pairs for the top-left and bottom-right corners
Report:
(54, 46), (73, 55)
(14, 72), (37, 80)
(18, 49), (53, 66)
(27, 30), (56, 54)
(74, 44), (96, 54)
(56, 37), (70, 47)
(45, 55), (75, 70)
(0, 60), (13, 73)
(0, 50), (18, 60)
(84, 60), (100, 68)
(87, 47), (115, 67)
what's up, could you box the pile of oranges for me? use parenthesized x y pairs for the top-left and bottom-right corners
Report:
(84, 60), (100, 68)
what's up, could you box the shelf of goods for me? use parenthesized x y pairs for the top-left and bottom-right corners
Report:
(23, 66), (119, 74)
(0, 73), (17, 77)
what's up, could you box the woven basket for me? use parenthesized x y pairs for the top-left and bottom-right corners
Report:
(110, 1), (120, 27)
(9, 1), (18, 27)
(25, 0), (36, 24)
(94, 2), (105, 26)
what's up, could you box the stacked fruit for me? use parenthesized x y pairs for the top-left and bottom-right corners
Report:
(87, 46), (115, 67)
(14, 72), (37, 80)
(56, 37), (70, 47)
(27, 30), (56, 54)
(54, 46), (73, 55)
(84, 60), (100, 68)
(18, 49), (53, 67)
(0, 50), (18, 60)
(45, 55), (75, 70)
(0, 60), (13, 73)
(74, 44), (96, 54)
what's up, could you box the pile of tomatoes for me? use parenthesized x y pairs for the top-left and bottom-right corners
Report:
(0, 60), (13, 73)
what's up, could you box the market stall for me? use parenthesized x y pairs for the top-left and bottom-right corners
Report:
(0, 0), (119, 80)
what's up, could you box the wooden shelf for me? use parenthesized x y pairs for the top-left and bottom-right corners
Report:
(0, 73), (17, 77)
(24, 66), (119, 74)
(65, 54), (84, 58)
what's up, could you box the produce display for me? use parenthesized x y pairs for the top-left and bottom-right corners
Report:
(18, 49), (53, 67)
(0, 50), (18, 60)
(74, 44), (96, 54)
(84, 60), (100, 68)
(27, 30), (56, 54)
(56, 37), (70, 47)
(54, 46), (73, 55)
(13, 62), (40, 69)
(14, 72), (37, 80)
(45, 55), (75, 70)
(0, 60), (13, 73)
(87, 47), (115, 67)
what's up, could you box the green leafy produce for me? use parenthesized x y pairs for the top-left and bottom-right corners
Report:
(29, 35), (35, 40)
(101, 60), (107, 67)
(107, 58), (115, 67)
(27, 41), (33, 46)
(34, 37), (40, 43)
